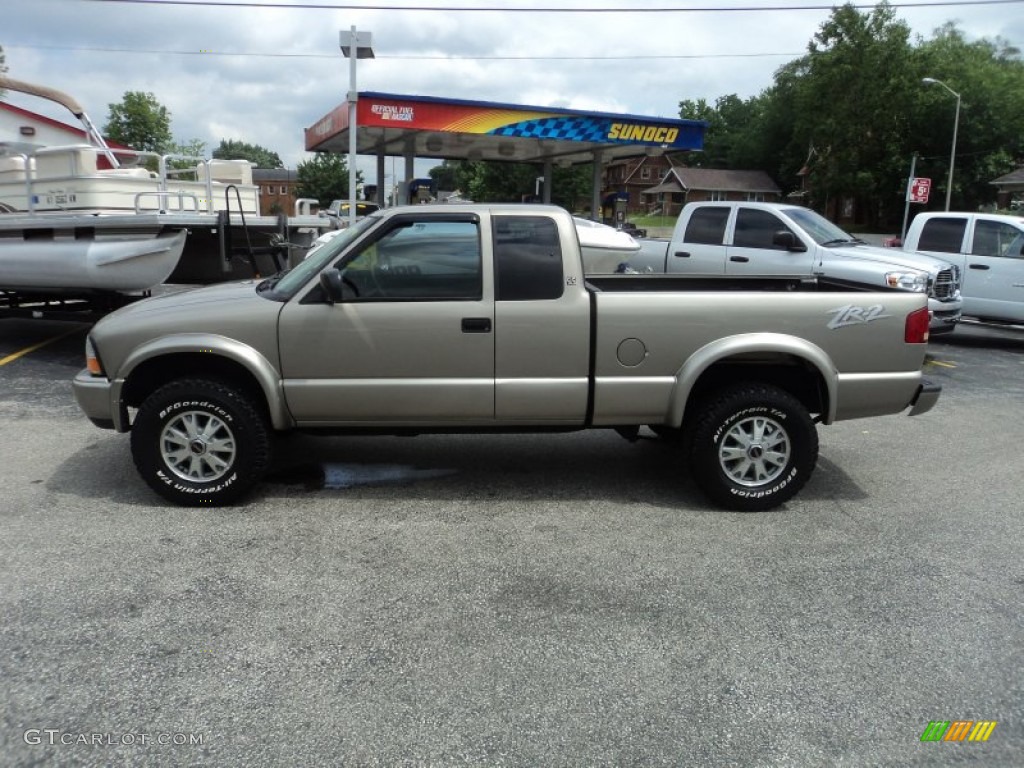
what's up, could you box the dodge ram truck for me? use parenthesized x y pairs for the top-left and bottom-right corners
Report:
(898, 211), (1024, 325)
(73, 204), (941, 511)
(629, 201), (963, 334)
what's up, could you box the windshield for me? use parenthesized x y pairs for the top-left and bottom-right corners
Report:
(263, 215), (380, 298)
(785, 207), (857, 246)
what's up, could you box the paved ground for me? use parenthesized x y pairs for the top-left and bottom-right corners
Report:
(0, 318), (1021, 767)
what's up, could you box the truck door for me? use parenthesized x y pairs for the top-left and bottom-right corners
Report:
(725, 207), (812, 276)
(962, 218), (1024, 322)
(277, 213), (495, 424)
(492, 214), (590, 422)
(668, 205), (730, 274)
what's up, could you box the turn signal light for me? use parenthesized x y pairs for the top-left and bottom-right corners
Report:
(905, 307), (930, 344)
(85, 337), (104, 376)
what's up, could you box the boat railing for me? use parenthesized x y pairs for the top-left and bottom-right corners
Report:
(295, 198), (320, 216)
(134, 190), (203, 215)
(158, 154), (216, 213)
(0, 144), (263, 216)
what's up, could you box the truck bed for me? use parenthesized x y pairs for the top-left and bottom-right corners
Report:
(586, 274), (896, 294)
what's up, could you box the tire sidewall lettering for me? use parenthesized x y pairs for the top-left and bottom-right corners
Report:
(711, 405), (787, 444)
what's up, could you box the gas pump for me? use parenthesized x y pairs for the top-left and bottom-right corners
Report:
(614, 195), (628, 227)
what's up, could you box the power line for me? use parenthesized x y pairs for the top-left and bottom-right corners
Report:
(78, 0), (1024, 13)
(2, 43), (801, 60)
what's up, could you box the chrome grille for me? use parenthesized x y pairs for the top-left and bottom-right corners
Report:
(931, 267), (959, 299)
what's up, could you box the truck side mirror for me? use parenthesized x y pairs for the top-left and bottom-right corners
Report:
(773, 230), (807, 252)
(319, 269), (344, 304)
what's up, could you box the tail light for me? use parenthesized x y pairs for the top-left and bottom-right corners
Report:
(905, 307), (930, 344)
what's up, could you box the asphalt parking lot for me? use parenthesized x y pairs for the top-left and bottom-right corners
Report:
(1, 318), (1021, 767)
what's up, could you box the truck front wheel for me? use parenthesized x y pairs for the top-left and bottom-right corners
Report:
(688, 384), (818, 511)
(130, 378), (270, 506)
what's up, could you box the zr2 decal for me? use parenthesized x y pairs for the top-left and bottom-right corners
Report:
(826, 304), (892, 329)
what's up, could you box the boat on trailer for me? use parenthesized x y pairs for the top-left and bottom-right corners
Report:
(0, 76), (327, 317)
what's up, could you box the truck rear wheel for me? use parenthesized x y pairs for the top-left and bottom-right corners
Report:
(130, 378), (270, 506)
(688, 383), (818, 511)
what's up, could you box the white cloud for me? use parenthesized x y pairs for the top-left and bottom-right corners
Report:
(3, 0), (1021, 175)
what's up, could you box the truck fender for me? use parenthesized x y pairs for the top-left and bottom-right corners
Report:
(666, 333), (839, 427)
(117, 333), (291, 430)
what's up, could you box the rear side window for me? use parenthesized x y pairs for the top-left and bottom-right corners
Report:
(970, 220), (1024, 258)
(733, 208), (792, 250)
(494, 216), (564, 301)
(684, 206), (730, 245)
(918, 217), (967, 253)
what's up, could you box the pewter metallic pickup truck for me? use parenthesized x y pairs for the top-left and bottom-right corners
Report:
(73, 204), (941, 511)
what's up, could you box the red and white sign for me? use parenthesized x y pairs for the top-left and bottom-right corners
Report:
(908, 177), (931, 204)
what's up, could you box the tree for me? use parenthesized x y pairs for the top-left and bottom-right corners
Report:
(295, 152), (360, 205)
(104, 91), (172, 154)
(911, 25), (1024, 210)
(212, 139), (283, 169)
(429, 158), (592, 210)
(165, 138), (208, 175)
(675, 3), (1024, 225)
(0, 44), (7, 97)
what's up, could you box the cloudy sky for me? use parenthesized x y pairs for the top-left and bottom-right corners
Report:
(3, 0), (1023, 182)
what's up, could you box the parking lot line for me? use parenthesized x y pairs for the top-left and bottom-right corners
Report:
(0, 327), (85, 367)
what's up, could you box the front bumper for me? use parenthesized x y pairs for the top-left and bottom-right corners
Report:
(928, 295), (962, 335)
(72, 368), (125, 431)
(907, 378), (941, 416)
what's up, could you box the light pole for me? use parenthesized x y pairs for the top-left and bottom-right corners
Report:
(341, 27), (374, 227)
(922, 77), (961, 212)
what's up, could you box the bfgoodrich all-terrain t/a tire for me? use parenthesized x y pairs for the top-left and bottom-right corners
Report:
(688, 383), (819, 512)
(130, 378), (270, 506)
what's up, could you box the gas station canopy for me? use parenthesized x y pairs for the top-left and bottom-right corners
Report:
(305, 92), (705, 166)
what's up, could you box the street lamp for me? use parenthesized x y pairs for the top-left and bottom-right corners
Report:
(341, 27), (374, 227)
(922, 76), (961, 212)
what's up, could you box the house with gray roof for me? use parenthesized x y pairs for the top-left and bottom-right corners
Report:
(990, 167), (1024, 210)
(641, 166), (781, 217)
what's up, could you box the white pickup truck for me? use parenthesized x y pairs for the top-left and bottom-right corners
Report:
(630, 201), (963, 334)
(73, 204), (940, 511)
(898, 211), (1024, 325)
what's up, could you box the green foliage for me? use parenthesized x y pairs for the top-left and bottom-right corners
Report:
(295, 152), (361, 206)
(0, 44), (7, 98)
(212, 139), (283, 169)
(676, 2), (1024, 226)
(104, 92), (173, 154)
(165, 138), (208, 175)
(429, 158), (592, 209)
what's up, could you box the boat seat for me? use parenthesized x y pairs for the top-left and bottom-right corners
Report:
(0, 156), (29, 181)
(34, 147), (99, 179)
(100, 168), (159, 179)
(196, 159), (254, 185)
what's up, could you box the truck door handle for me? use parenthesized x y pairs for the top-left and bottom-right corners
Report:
(673, 251), (690, 258)
(461, 317), (492, 333)
(729, 256), (750, 263)
(968, 263), (990, 270)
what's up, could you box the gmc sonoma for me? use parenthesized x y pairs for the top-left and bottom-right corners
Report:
(73, 204), (940, 511)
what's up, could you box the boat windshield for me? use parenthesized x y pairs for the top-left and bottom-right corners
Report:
(784, 207), (859, 246)
(260, 215), (380, 299)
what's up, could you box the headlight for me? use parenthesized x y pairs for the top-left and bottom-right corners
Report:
(85, 337), (104, 376)
(885, 271), (928, 292)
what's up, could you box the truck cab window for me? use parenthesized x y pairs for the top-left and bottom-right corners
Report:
(918, 218), (966, 253)
(734, 209), (792, 250)
(684, 206), (730, 245)
(494, 216), (564, 301)
(971, 220), (1024, 259)
(341, 219), (482, 300)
